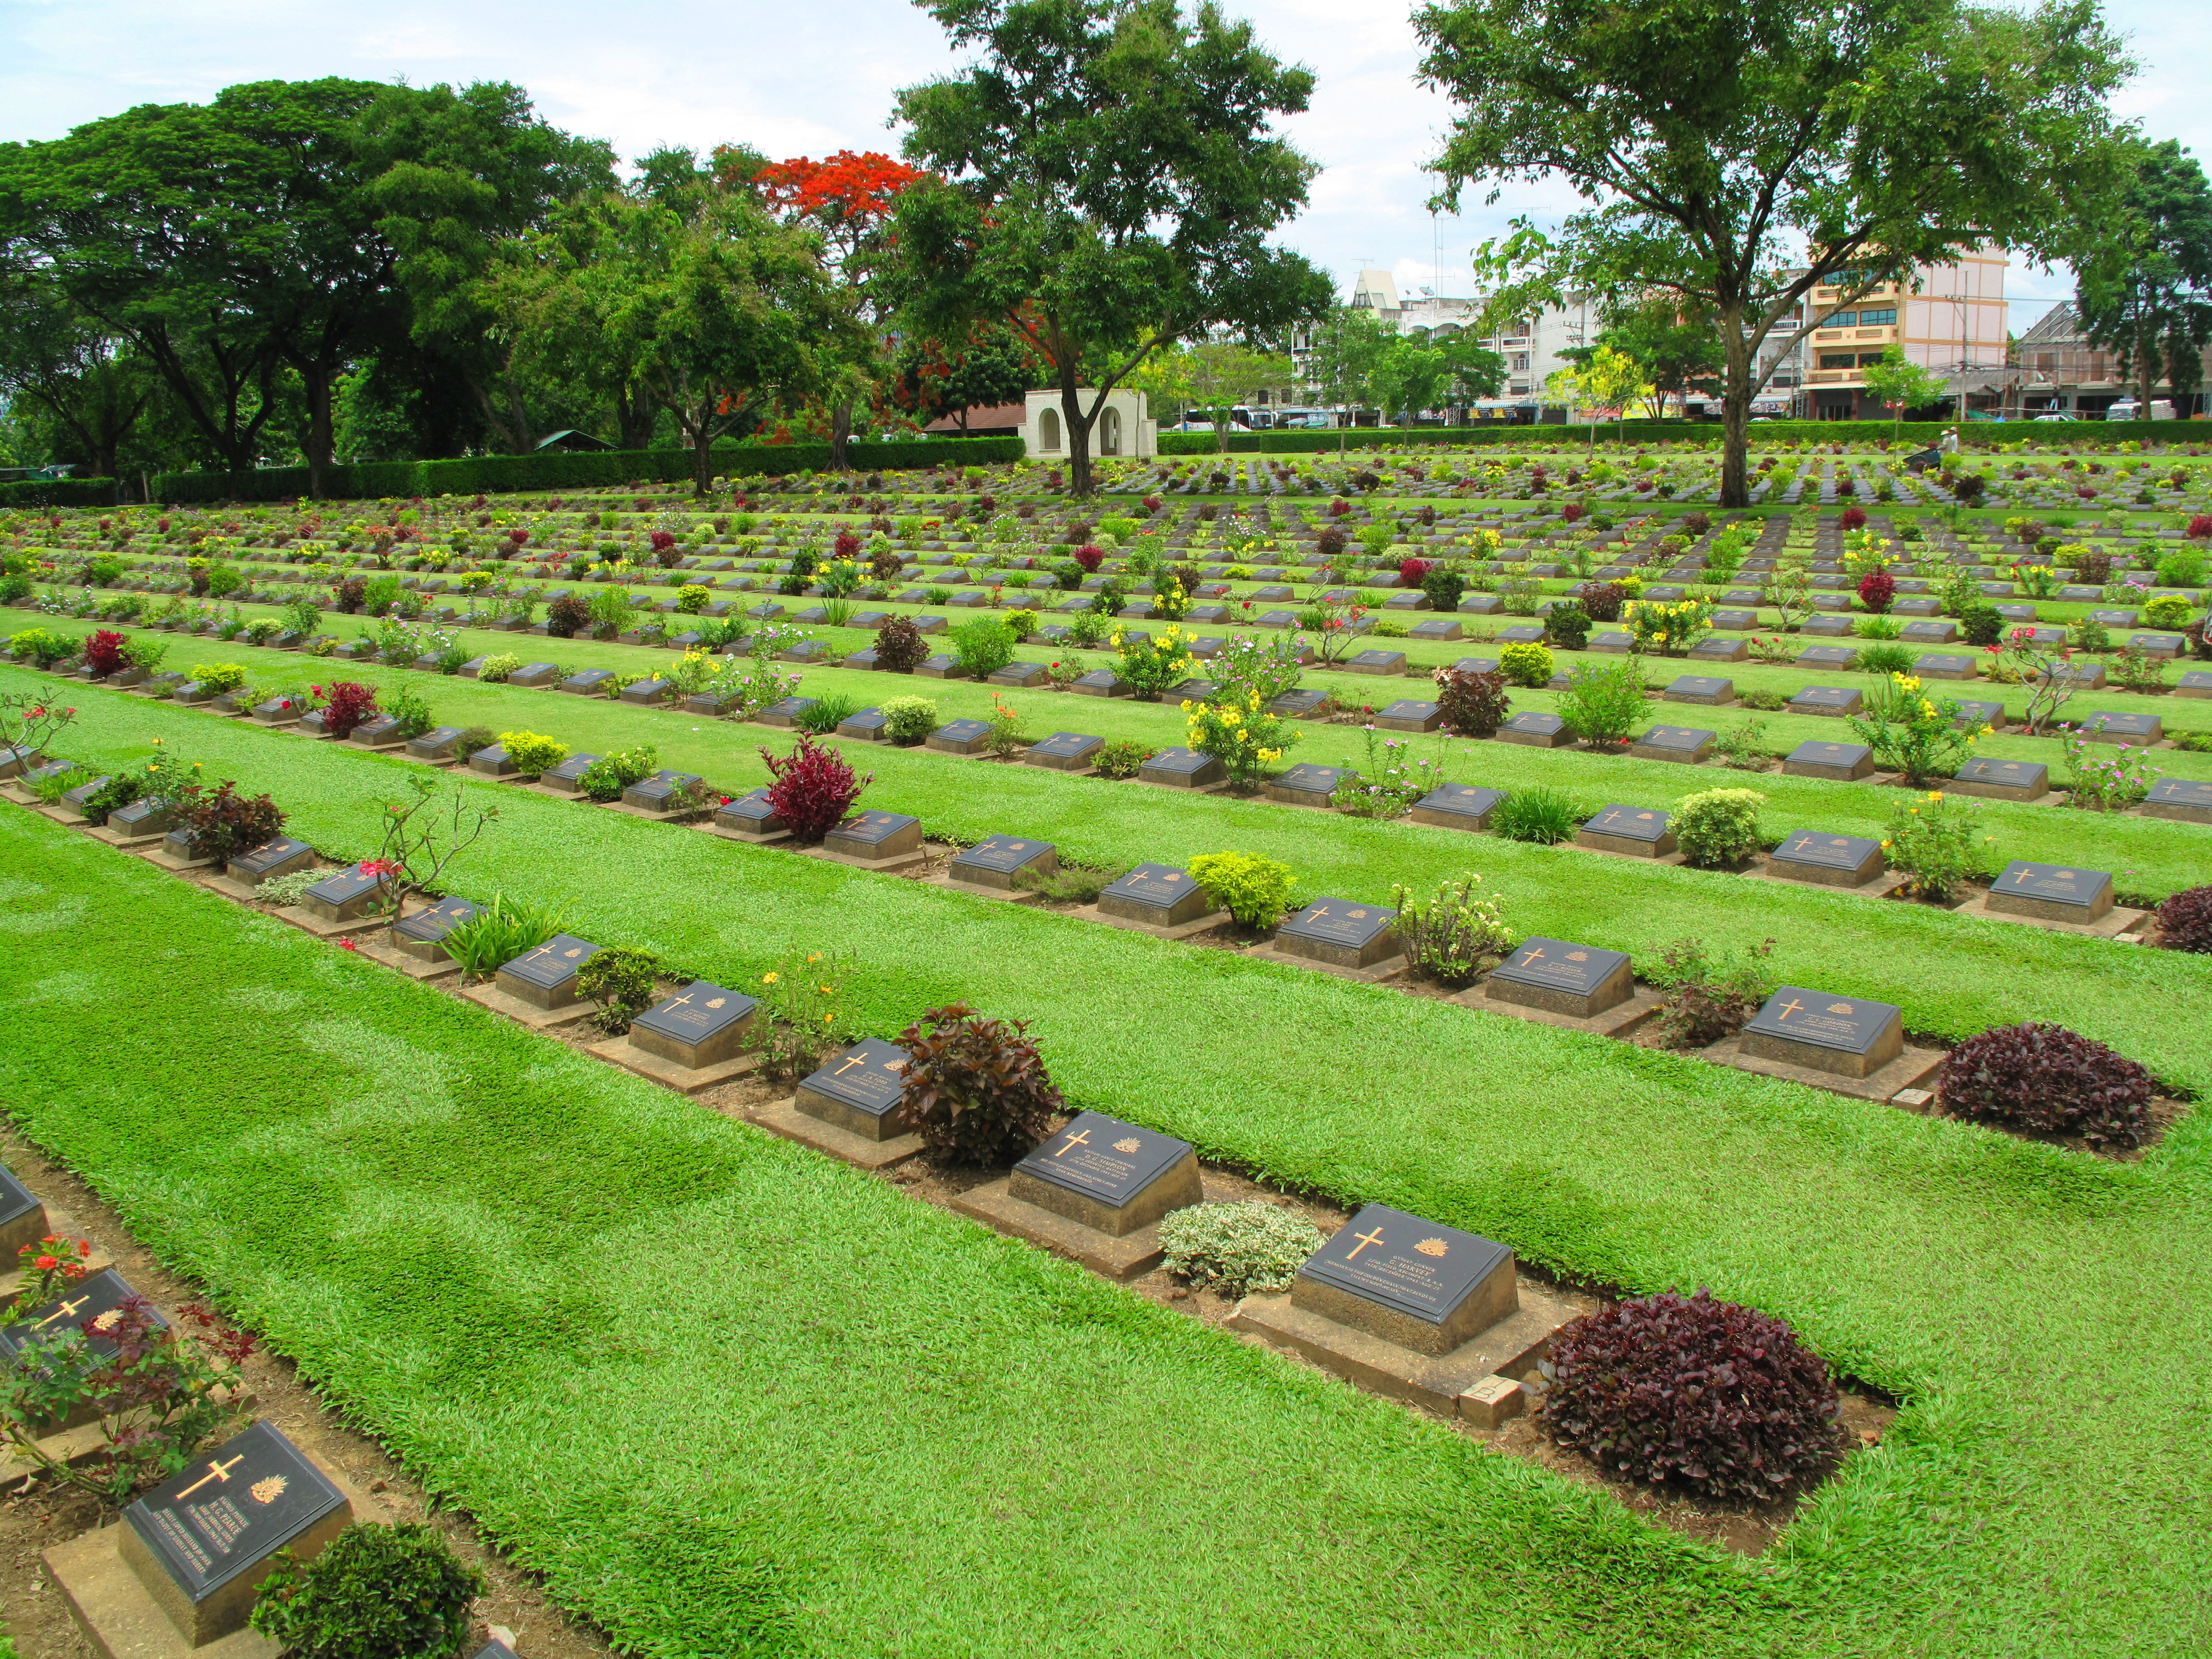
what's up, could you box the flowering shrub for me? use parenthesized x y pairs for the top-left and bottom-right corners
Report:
(1623, 597), (1713, 654)
(1539, 1288), (1840, 1499)
(1212, 632), (1308, 707)
(8, 629), (81, 670)
(1938, 1022), (2153, 1147)
(321, 681), (379, 739)
(1848, 673), (1982, 785)
(85, 628), (128, 677)
(1881, 792), (1996, 901)
(2057, 726), (2160, 810)
(1329, 727), (1444, 818)
(1671, 788), (1766, 869)
(1159, 1201), (1324, 1296)
(1188, 850), (1295, 928)
(2154, 885), (2212, 953)
(1389, 872), (1515, 986)
(1113, 624), (1196, 700)
(760, 733), (869, 842)
(896, 1003), (1064, 1165)
(1184, 690), (1294, 784)
(1497, 641), (1554, 687)
(1433, 665), (1509, 737)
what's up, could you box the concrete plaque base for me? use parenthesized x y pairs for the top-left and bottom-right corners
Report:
(748, 1097), (922, 1171)
(1711, 1035), (1946, 1103)
(949, 1172), (1231, 1281)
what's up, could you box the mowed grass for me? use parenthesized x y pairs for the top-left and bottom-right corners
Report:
(5, 783), (2212, 1654)
(20, 667), (2212, 1099)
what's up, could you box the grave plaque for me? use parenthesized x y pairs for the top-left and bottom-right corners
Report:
(925, 717), (993, 755)
(836, 706), (891, 741)
(249, 697), (303, 725)
(1498, 710), (1570, 748)
(1373, 699), (1444, 733)
(1769, 831), (1885, 888)
(630, 980), (759, 1070)
(1267, 688), (1331, 720)
(1343, 649), (1407, 677)
(1486, 937), (1632, 1018)
(989, 661), (1049, 688)
(1069, 669), (1129, 697)
(754, 695), (818, 728)
(1783, 739), (1875, 781)
(1009, 1113), (1202, 1238)
(622, 769), (703, 811)
(1458, 594), (1505, 615)
(1024, 731), (1104, 771)
(229, 836), (316, 885)
(712, 786), (786, 837)
(1689, 637), (1749, 663)
(406, 726), (465, 761)
(1411, 783), (1504, 831)
(0, 1162), (46, 1257)
(840, 647), (883, 672)
(120, 1421), (351, 1645)
(468, 743), (518, 778)
(1788, 686), (1863, 718)
(1986, 860), (2114, 923)
(2078, 710), (2161, 745)
(346, 715), (405, 748)
(1796, 646), (1859, 669)
(561, 669), (615, 695)
(1450, 657), (1500, 676)
(1950, 756), (2049, 801)
(1800, 614), (1855, 635)
(950, 834), (1057, 891)
(1912, 653), (1977, 681)
(1577, 804), (1677, 857)
(1275, 896), (1402, 970)
(494, 933), (600, 1010)
(0, 1269), (164, 1368)
(1952, 700), (2005, 731)
(1711, 609), (1759, 631)
(1495, 626), (1545, 644)
(619, 677), (675, 706)
(1097, 863), (1217, 928)
(1290, 1203), (1517, 1357)
(1629, 725), (1715, 764)
(916, 654), (969, 680)
(1900, 620), (1960, 644)
(2144, 777), (2212, 824)
(302, 866), (384, 922)
(794, 1038), (912, 1140)
(1136, 746), (1225, 789)
(1410, 617), (1465, 641)
(1664, 675), (1734, 706)
(106, 798), (178, 843)
(543, 753), (605, 793)
(1265, 763), (1353, 807)
(821, 809), (923, 863)
(1741, 987), (1903, 1078)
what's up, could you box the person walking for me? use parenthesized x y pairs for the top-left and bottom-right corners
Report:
(1940, 426), (1960, 456)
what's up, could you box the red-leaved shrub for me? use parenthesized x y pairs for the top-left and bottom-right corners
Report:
(180, 782), (286, 863)
(1857, 571), (1896, 613)
(1434, 666), (1510, 737)
(2187, 514), (2211, 541)
(85, 629), (128, 677)
(759, 733), (870, 843)
(875, 616), (928, 672)
(649, 530), (677, 552)
(2155, 885), (2212, 954)
(1397, 557), (1433, 589)
(1937, 1021), (2154, 1147)
(834, 529), (862, 559)
(895, 1003), (1064, 1165)
(321, 681), (379, 740)
(1539, 1288), (1840, 1500)
(1839, 505), (1867, 531)
(1561, 502), (1585, 523)
(1576, 580), (1630, 623)
(1073, 543), (1105, 574)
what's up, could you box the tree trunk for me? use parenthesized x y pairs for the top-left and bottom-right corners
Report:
(1719, 313), (1754, 509)
(828, 399), (854, 471)
(302, 362), (335, 500)
(1060, 369), (1096, 498)
(2139, 319), (2154, 419)
(616, 386), (656, 450)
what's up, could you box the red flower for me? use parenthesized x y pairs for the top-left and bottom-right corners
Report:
(357, 859), (399, 878)
(34, 1255), (56, 1271)
(337, 937), (360, 952)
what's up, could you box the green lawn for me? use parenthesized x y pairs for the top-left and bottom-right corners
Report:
(4, 770), (2210, 1654)
(16, 666), (2212, 1100)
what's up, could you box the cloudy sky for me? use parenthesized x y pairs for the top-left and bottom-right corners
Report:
(6, 0), (2205, 333)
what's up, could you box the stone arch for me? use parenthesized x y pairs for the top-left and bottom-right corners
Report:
(1100, 404), (1123, 455)
(1038, 406), (1062, 451)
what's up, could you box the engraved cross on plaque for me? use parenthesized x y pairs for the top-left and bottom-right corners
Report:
(1346, 1225), (1387, 1260)
(178, 1454), (245, 1498)
(1054, 1129), (1091, 1158)
(1774, 997), (1804, 1022)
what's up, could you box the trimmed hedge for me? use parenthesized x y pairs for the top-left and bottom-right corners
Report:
(0, 476), (120, 508)
(150, 438), (1024, 504)
(1154, 418), (2210, 455)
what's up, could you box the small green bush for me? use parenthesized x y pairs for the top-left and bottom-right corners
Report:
(880, 696), (939, 743)
(579, 746), (657, 802)
(1159, 1201), (1325, 1296)
(951, 615), (1018, 677)
(1497, 640), (1555, 687)
(1857, 642), (1913, 677)
(498, 730), (568, 778)
(476, 652), (522, 683)
(1188, 850), (1294, 929)
(1671, 787), (1766, 869)
(248, 1521), (483, 1659)
(1490, 785), (1583, 844)
(440, 893), (566, 978)
(575, 946), (663, 1035)
(196, 661), (250, 695)
(255, 867), (327, 908)
(1556, 660), (1644, 747)
(1092, 738), (1153, 779)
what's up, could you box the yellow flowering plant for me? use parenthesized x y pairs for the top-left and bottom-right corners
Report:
(749, 948), (861, 1082)
(1880, 792), (1998, 902)
(1622, 597), (1714, 654)
(1848, 672), (1984, 785)
(1183, 690), (1297, 785)
(1113, 623), (1198, 701)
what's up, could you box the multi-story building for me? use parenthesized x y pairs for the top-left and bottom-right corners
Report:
(1769, 247), (2012, 417)
(1285, 268), (1593, 416)
(2015, 302), (2211, 416)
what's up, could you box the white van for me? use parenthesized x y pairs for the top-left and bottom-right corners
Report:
(2105, 399), (2176, 421)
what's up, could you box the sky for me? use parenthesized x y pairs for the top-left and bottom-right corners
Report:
(4, 0), (2207, 336)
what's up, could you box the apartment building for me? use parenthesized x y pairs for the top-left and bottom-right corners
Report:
(1775, 247), (2011, 417)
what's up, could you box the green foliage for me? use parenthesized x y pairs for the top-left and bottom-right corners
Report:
(248, 1523), (484, 1659)
(1092, 738), (1153, 779)
(575, 946), (663, 1035)
(1188, 850), (1295, 928)
(895, 1003), (1064, 1166)
(880, 696), (940, 743)
(1388, 871), (1515, 986)
(1496, 640), (1554, 687)
(950, 616), (1017, 677)
(1113, 624), (1197, 700)
(497, 730), (568, 778)
(439, 893), (566, 978)
(794, 694), (860, 734)
(1850, 672), (1983, 785)
(579, 746), (657, 802)
(1648, 936), (1778, 1048)
(1555, 660), (1644, 747)
(1158, 1201), (1325, 1296)
(1489, 785), (1583, 844)
(195, 661), (249, 695)
(1670, 787), (1766, 868)
(1882, 791), (1998, 901)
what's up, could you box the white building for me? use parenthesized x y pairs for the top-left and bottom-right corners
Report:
(1018, 388), (1158, 458)
(1288, 268), (1595, 413)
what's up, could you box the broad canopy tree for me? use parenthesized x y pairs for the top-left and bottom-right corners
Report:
(2073, 138), (2212, 420)
(889, 0), (1332, 495)
(1416, 0), (2132, 505)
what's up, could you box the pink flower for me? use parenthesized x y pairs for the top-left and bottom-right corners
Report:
(357, 859), (399, 878)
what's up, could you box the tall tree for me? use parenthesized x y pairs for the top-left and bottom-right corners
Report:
(1858, 341), (1953, 434)
(1436, 336), (1508, 415)
(1176, 339), (1293, 449)
(892, 320), (1046, 430)
(1562, 298), (1724, 416)
(1303, 305), (1394, 447)
(1417, 0), (2132, 505)
(889, 0), (1332, 495)
(2074, 138), (2212, 420)
(0, 275), (156, 485)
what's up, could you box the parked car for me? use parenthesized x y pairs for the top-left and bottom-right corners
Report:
(2031, 411), (2077, 422)
(2105, 399), (2176, 421)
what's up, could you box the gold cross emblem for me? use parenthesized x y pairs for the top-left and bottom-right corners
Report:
(1774, 997), (1804, 1021)
(179, 1454), (246, 1498)
(32, 1294), (90, 1330)
(1346, 1226), (1387, 1260)
(1055, 1129), (1091, 1157)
